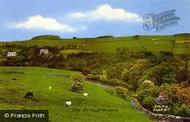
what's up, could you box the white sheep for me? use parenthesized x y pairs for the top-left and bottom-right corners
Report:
(65, 101), (72, 106)
(83, 93), (88, 97)
(49, 86), (52, 90)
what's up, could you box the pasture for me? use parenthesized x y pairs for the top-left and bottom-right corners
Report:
(0, 67), (152, 122)
(1, 35), (189, 54)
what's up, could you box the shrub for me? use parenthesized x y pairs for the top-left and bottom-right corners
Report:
(160, 66), (176, 85)
(140, 80), (155, 89)
(149, 51), (173, 65)
(82, 67), (91, 75)
(114, 86), (128, 99)
(142, 96), (155, 110)
(99, 70), (108, 82)
(107, 78), (123, 86)
(176, 68), (189, 82)
(116, 48), (133, 62)
(121, 69), (130, 82)
(107, 63), (127, 80)
(144, 51), (153, 57)
(86, 74), (94, 80)
(137, 86), (160, 102)
(121, 59), (149, 90)
(99, 75), (107, 82)
(71, 75), (84, 92)
(86, 74), (100, 81)
(172, 104), (190, 116)
(69, 58), (87, 71)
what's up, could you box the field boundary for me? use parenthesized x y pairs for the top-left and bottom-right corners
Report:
(133, 99), (190, 122)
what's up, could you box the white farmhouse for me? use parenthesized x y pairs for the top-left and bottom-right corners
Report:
(7, 52), (17, 57)
(40, 49), (49, 55)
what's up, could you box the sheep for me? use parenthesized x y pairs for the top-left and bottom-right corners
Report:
(24, 92), (33, 99)
(83, 93), (88, 97)
(65, 101), (72, 107)
(49, 86), (52, 90)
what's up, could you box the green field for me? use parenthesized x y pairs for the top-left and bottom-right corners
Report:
(0, 67), (152, 122)
(1, 34), (190, 54)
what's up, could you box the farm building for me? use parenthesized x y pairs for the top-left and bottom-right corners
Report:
(7, 52), (17, 57)
(40, 49), (49, 55)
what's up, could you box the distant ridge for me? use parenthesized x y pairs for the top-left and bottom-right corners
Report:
(29, 33), (190, 40)
(31, 35), (61, 40)
(174, 33), (190, 37)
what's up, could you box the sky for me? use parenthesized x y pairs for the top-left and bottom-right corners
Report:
(0, 0), (190, 41)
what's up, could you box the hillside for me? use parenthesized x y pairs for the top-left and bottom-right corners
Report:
(0, 34), (189, 54)
(0, 67), (151, 122)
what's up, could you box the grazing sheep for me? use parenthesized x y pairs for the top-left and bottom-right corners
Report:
(65, 101), (72, 107)
(49, 86), (52, 90)
(83, 93), (88, 97)
(24, 92), (33, 99)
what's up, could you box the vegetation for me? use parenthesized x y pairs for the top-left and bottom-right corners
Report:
(0, 67), (151, 122)
(114, 86), (128, 100)
(71, 75), (84, 92)
(0, 34), (190, 54)
(0, 33), (190, 119)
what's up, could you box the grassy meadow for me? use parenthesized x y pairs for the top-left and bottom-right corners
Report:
(0, 67), (152, 122)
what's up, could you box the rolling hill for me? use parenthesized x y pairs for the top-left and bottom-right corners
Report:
(1, 34), (190, 54)
(0, 67), (152, 122)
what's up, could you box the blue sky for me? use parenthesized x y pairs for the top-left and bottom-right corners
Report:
(0, 0), (190, 41)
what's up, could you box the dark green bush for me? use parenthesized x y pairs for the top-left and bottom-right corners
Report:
(172, 104), (190, 116)
(142, 96), (155, 110)
(107, 78), (123, 86)
(149, 51), (173, 65)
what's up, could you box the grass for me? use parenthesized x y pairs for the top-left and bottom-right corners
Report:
(1, 35), (189, 54)
(0, 67), (152, 122)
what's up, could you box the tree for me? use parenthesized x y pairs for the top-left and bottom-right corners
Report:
(114, 86), (128, 99)
(71, 75), (84, 92)
(160, 66), (176, 85)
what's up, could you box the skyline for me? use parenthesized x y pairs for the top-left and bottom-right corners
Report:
(0, 0), (190, 41)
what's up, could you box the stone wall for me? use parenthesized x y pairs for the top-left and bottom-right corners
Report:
(133, 99), (190, 122)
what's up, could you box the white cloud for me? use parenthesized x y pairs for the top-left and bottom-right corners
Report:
(14, 15), (76, 32)
(70, 4), (142, 22)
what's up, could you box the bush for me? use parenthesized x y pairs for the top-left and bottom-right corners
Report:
(86, 74), (100, 81)
(142, 96), (155, 110)
(69, 58), (87, 71)
(172, 104), (190, 116)
(107, 78), (123, 86)
(121, 69), (130, 82)
(139, 80), (155, 89)
(82, 67), (91, 75)
(71, 75), (84, 92)
(160, 66), (176, 85)
(99, 75), (107, 83)
(137, 86), (160, 102)
(144, 51), (153, 57)
(114, 86), (128, 99)
(149, 51), (173, 65)
(86, 74), (94, 80)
